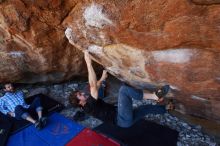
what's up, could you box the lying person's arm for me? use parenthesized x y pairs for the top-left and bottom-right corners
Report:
(0, 100), (13, 116)
(84, 51), (98, 99)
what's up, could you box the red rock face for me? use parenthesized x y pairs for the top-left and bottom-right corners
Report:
(63, 0), (220, 122)
(0, 0), (219, 122)
(0, 0), (87, 83)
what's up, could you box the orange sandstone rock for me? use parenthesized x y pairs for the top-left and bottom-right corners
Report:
(0, 0), (219, 122)
(0, 0), (86, 83)
(63, 0), (220, 122)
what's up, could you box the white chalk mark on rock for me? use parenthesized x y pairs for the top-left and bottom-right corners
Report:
(170, 85), (181, 91)
(88, 45), (103, 54)
(191, 95), (208, 102)
(8, 51), (25, 58)
(83, 3), (113, 28)
(65, 27), (74, 42)
(152, 49), (194, 63)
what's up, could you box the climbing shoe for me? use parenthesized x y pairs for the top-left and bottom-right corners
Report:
(156, 85), (170, 98)
(40, 117), (47, 128)
(34, 120), (42, 130)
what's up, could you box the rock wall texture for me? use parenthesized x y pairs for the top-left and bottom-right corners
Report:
(0, 0), (220, 122)
(63, 0), (220, 122)
(0, 0), (87, 83)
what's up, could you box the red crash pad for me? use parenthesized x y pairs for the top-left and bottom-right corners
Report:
(66, 128), (120, 146)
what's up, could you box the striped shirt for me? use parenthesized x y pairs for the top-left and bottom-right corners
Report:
(0, 91), (30, 115)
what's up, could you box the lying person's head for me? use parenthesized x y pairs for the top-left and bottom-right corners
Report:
(69, 90), (89, 107)
(4, 83), (14, 92)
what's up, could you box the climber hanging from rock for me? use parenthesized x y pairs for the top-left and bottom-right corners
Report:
(69, 50), (174, 127)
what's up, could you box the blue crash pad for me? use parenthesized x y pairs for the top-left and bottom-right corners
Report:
(7, 113), (84, 146)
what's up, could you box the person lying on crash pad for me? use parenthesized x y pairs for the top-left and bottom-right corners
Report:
(0, 83), (47, 130)
(70, 51), (174, 128)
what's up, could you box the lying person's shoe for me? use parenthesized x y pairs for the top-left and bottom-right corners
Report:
(156, 85), (170, 98)
(73, 111), (86, 121)
(39, 117), (47, 128)
(34, 120), (42, 130)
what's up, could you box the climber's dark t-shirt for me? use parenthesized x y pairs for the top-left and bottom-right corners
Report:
(82, 95), (117, 124)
